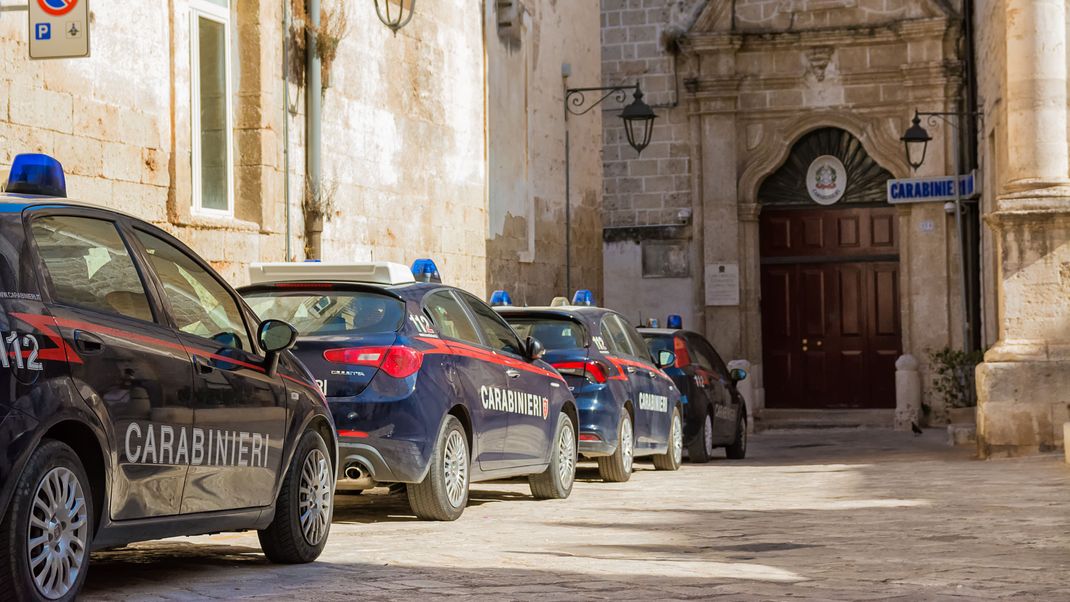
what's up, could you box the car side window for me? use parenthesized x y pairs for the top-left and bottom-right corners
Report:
(459, 292), (524, 356)
(617, 315), (654, 363)
(31, 216), (155, 323)
(700, 338), (732, 381)
(600, 315), (634, 356)
(423, 290), (481, 345)
(134, 230), (251, 352)
(687, 335), (717, 372)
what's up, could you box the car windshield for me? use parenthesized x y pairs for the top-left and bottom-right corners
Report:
(245, 290), (405, 336)
(504, 317), (586, 350)
(643, 333), (673, 359)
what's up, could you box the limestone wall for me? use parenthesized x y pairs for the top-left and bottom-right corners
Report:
(485, 0), (603, 306)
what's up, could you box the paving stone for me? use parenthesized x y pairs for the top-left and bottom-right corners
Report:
(82, 430), (1070, 601)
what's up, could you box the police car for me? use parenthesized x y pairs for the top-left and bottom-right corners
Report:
(495, 292), (683, 482)
(0, 154), (337, 601)
(239, 262), (579, 521)
(640, 319), (749, 462)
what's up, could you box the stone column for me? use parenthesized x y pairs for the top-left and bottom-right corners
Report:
(976, 0), (1070, 456)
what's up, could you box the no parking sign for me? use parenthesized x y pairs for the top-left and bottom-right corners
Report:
(29, 0), (90, 59)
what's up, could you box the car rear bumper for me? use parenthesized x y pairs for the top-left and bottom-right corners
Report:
(329, 392), (437, 485)
(574, 386), (622, 458)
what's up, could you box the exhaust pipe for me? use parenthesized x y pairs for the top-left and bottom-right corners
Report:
(344, 463), (364, 480)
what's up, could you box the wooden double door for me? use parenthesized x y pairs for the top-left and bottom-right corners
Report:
(759, 207), (902, 409)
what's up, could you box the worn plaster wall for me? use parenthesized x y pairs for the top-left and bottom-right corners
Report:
(485, 0), (603, 306)
(602, 0), (966, 419)
(0, 2), (489, 294)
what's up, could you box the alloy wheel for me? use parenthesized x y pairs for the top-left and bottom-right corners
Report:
(671, 413), (683, 465)
(621, 417), (634, 474)
(299, 449), (332, 546)
(443, 430), (468, 508)
(558, 421), (576, 487)
(27, 467), (88, 600)
(703, 414), (714, 456)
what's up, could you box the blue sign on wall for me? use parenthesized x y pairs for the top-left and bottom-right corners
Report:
(887, 171), (980, 204)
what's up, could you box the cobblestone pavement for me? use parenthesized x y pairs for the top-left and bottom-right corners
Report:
(83, 429), (1070, 601)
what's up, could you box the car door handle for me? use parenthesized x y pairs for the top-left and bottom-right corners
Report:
(625, 366), (637, 374)
(73, 330), (104, 355)
(506, 369), (521, 379)
(194, 357), (214, 375)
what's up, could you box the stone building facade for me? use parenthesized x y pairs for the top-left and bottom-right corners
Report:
(602, 1), (973, 426)
(0, 0), (602, 301)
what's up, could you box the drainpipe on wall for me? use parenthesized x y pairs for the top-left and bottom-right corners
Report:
(306, 0), (323, 259)
(283, 0), (292, 260)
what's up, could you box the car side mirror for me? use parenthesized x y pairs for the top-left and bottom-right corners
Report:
(525, 336), (546, 361)
(730, 368), (748, 383)
(656, 350), (676, 369)
(259, 319), (298, 376)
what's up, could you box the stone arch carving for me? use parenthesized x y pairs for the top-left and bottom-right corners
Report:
(739, 113), (909, 205)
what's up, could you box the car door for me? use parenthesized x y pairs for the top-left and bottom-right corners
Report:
(458, 291), (551, 468)
(131, 228), (287, 513)
(684, 333), (727, 427)
(617, 315), (675, 450)
(28, 212), (194, 519)
(600, 314), (658, 450)
(422, 289), (510, 471)
(691, 335), (742, 441)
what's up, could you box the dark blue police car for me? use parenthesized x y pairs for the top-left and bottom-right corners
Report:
(0, 155), (338, 601)
(640, 323), (749, 462)
(240, 262), (579, 521)
(496, 292), (683, 483)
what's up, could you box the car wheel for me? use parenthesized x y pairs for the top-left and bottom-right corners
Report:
(725, 415), (748, 460)
(258, 429), (333, 564)
(652, 407), (683, 471)
(0, 440), (93, 602)
(688, 408), (715, 463)
(407, 415), (469, 521)
(529, 412), (577, 500)
(597, 412), (633, 483)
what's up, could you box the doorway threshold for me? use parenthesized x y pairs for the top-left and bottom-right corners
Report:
(756, 409), (894, 432)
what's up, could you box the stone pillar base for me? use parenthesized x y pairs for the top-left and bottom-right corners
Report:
(976, 360), (1070, 457)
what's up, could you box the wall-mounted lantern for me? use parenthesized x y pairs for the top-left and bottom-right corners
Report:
(374, 0), (415, 36)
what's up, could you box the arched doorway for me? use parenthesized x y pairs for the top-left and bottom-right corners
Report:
(758, 128), (901, 409)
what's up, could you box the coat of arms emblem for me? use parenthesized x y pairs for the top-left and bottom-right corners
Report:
(806, 155), (847, 205)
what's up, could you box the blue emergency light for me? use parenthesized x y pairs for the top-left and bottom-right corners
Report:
(411, 258), (442, 283)
(6, 154), (67, 198)
(667, 314), (683, 329)
(572, 289), (595, 306)
(489, 290), (513, 307)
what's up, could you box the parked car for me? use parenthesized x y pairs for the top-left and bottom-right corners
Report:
(640, 326), (749, 462)
(496, 293), (684, 482)
(0, 154), (336, 602)
(240, 262), (579, 521)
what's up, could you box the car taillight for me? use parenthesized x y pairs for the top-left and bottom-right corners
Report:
(673, 336), (691, 368)
(552, 360), (608, 384)
(323, 346), (423, 378)
(579, 433), (601, 442)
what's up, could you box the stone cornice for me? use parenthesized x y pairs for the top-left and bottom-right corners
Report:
(688, 17), (953, 53)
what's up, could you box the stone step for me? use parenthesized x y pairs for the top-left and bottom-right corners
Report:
(755, 409), (895, 431)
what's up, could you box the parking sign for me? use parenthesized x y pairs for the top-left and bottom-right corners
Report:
(29, 0), (89, 59)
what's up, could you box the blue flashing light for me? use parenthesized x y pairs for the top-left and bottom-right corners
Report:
(667, 314), (683, 329)
(6, 154), (67, 198)
(304, 259), (322, 262)
(489, 290), (513, 307)
(411, 258), (442, 283)
(572, 289), (595, 306)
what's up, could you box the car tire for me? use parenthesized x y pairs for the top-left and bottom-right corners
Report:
(725, 415), (748, 460)
(688, 408), (715, 464)
(597, 412), (633, 483)
(529, 412), (577, 500)
(258, 429), (333, 564)
(0, 440), (93, 602)
(652, 407), (684, 471)
(407, 415), (469, 521)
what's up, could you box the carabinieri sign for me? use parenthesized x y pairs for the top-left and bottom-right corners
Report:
(886, 171), (980, 204)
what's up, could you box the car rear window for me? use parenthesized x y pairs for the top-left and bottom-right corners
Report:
(244, 290), (405, 336)
(504, 317), (586, 350)
(643, 333), (673, 359)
